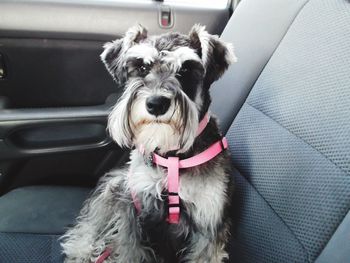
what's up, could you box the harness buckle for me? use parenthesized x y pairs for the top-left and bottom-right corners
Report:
(168, 203), (180, 208)
(220, 137), (228, 151)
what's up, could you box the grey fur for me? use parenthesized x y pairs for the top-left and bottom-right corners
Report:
(61, 24), (236, 263)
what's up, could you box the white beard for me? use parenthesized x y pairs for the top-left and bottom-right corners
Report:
(134, 122), (182, 155)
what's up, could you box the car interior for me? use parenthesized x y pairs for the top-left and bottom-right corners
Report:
(0, 0), (349, 262)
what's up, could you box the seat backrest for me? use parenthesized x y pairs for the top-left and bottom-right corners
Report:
(211, 0), (350, 262)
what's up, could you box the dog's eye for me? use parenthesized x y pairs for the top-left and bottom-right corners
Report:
(139, 65), (147, 72)
(180, 68), (188, 74)
(138, 65), (149, 75)
(177, 67), (188, 77)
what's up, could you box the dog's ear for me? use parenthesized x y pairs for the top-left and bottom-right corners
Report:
(100, 39), (124, 83)
(101, 24), (148, 84)
(189, 24), (237, 86)
(123, 24), (148, 47)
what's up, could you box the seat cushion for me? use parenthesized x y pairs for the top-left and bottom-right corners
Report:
(0, 232), (63, 263)
(0, 186), (90, 233)
(0, 186), (90, 263)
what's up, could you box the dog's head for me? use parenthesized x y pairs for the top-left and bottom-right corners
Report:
(101, 24), (236, 154)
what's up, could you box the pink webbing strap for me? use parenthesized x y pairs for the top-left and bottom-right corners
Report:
(196, 112), (210, 137)
(95, 247), (112, 263)
(180, 137), (228, 168)
(167, 157), (180, 224)
(128, 169), (142, 214)
(152, 137), (228, 224)
(131, 190), (142, 215)
(153, 138), (228, 169)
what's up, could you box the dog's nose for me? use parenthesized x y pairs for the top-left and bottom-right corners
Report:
(146, 96), (171, 116)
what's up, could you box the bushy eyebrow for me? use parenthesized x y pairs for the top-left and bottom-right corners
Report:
(125, 44), (158, 64)
(160, 47), (202, 72)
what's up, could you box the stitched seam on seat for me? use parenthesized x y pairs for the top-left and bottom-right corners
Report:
(0, 229), (65, 235)
(226, 0), (312, 133)
(246, 102), (349, 177)
(50, 235), (54, 263)
(233, 167), (310, 262)
(315, 208), (350, 261)
(0, 231), (61, 237)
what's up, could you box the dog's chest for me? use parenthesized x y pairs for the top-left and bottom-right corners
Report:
(127, 150), (228, 230)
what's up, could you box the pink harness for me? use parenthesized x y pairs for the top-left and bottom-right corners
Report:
(95, 113), (228, 262)
(138, 136), (228, 224)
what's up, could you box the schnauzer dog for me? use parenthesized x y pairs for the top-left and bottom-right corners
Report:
(61, 24), (236, 263)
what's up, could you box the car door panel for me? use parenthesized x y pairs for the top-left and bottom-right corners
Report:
(0, 1), (230, 40)
(0, 102), (123, 194)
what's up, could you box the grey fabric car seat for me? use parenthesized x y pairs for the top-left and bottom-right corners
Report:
(0, 0), (350, 262)
(211, 0), (350, 262)
(0, 186), (90, 262)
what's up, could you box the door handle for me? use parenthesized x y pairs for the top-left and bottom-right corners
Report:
(0, 103), (115, 158)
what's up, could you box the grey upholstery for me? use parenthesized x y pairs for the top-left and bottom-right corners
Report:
(0, 186), (90, 262)
(211, 0), (309, 133)
(0, 232), (63, 263)
(316, 210), (350, 263)
(215, 0), (350, 261)
(0, 186), (91, 233)
(1, 0), (350, 262)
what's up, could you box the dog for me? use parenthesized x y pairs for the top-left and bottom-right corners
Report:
(61, 24), (236, 263)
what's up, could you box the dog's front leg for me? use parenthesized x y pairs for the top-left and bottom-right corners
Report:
(61, 170), (154, 263)
(182, 230), (229, 263)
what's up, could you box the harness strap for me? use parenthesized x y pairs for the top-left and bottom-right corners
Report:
(128, 170), (142, 214)
(153, 138), (228, 169)
(129, 137), (227, 223)
(152, 137), (228, 224)
(95, 247), (111, 263)
(196, 112), (210, 136)
(167, 157), (180, 223)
